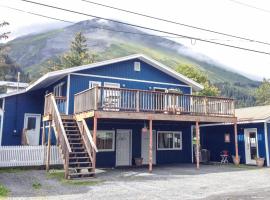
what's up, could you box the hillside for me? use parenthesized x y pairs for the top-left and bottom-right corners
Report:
(3, 19), (259, 107)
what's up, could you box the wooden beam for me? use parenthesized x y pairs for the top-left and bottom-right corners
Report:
(149, 118), (153, 173)
(93, 115), (97, 173)
(95, 111), (236, 123)
(42, 121), (45, 145)
(46, 121), (52, 172)
(195, 121), (200, 169)
(75, 111), (95, 121)
(234, 122), (239, 163)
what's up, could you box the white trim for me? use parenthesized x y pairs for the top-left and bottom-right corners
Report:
(116, 129), (132, 166)
(264, 122), (270, 166)
(66, 74), (70, 115)
(72, 73), (192, 88)
(89, 81), (101, 88)
(244, 128), (259, 165)
(96, 130), (115, 152)
(0, 98), (5, 146)
(199, 120), (267, 128)
(157, 131), (182, 150)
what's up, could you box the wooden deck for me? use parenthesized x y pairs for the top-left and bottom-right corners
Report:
(74, 86), (236, 123)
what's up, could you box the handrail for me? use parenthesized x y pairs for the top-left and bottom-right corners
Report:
(82, 119), (98, 152)
(50, 94), (72, 153)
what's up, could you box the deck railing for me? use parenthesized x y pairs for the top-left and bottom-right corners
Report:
(74, 86), (235, 117)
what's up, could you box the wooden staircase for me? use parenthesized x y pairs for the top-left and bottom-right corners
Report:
(44, 93), (97, 179)
(63, 118), (94, 179)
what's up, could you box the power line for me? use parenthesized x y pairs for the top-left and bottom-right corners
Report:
(228, 0), (270, 14)
(2, 4), (238, 43)
(17, 0), (270, 55)
(81, 0), (270, 46)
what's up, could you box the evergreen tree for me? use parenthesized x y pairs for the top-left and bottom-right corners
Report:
(255, 78), (270, 106)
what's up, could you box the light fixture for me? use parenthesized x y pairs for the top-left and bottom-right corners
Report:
(141, 121), (148, 133)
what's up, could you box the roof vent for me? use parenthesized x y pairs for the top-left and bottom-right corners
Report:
(134, 62), (141, 72)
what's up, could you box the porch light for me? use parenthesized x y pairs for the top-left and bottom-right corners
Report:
(141, 121), (148, 133)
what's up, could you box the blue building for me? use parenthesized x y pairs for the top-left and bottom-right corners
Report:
(200, 105), (270, 167)
(0, 54), (236, 179)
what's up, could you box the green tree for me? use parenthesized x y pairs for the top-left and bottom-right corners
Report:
(0, 21), (10, 41)
(176, 64), (220, 96)
(255, 78), (270, 105)
(46, 32), (95, 72)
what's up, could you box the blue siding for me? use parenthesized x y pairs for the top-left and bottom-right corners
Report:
(200, 123), (267, 165)
(1, 90), (44, 145)
(86, 119), (192, 168)
(77, 59), (187, 85)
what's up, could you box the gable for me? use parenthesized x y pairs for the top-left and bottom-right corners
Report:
(75, 59), (187, 86)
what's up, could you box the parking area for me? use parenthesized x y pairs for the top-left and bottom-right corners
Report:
(1, 164), (270, 199)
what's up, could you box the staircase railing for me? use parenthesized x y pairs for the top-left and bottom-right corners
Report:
(77, 118), (98, 167)
(44, 93), (72, 178)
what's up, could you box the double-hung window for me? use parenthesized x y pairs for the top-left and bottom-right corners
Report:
(96, 130), (115, 151)
(53, 82), (64, 97)
(157, 131), (182, 150)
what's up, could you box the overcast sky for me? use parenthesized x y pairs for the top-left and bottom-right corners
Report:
(1, 0), (270, 80)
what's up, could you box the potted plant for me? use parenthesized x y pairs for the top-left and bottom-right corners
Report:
(134, 157), (143, 166)
(232, 155), (241, 166)
(255, 156), (265, 167)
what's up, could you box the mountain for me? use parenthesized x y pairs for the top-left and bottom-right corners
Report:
(2, 19), (259, 107)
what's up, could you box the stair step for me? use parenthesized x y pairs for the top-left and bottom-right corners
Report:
(69, 157), (90, 160)
(68, 166), (93, 170)
(68, 172), (95, 179)
(69, 161), (91, 165)
(70, 143), (83, 145)
(69, 151), (88, 155)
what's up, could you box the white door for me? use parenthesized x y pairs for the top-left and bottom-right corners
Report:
(244, 128), (259, 165)
(141, 130), (156, 165)
(116, 129), (132, 166)
(23, 114), (41, 146)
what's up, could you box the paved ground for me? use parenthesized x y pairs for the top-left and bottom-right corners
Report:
(1, 164), (270, 200)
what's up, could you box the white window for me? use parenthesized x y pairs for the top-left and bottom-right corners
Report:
(53, 82), (64, 97)
(89, 81), (101, 89)
(134, 61), (141, 71)
(96, 130), (115, 151)
(157, 131), (182, 150)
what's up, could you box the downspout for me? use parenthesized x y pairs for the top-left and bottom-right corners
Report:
(264, 121), (270, 166)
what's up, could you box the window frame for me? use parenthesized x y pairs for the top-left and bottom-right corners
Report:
(53, 82), (64, 97)
(157, 131), (182, 150)
(96, 130), (115, 152)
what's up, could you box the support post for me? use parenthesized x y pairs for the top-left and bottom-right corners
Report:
(46, 121), (51, 172)
(149, 118), (153, 173)
(195, 121), (200, 169)
(93, 115), (97, 172)
(42, 121), (45, 145)
(234, 122), (239, 162)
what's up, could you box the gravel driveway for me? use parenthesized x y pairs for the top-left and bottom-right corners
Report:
(1, 164), (270, 200)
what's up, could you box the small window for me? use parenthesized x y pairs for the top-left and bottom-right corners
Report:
(134, 61), (141, 72)
(224, 133), (230, 143)
(158, 131), (182, 150)
(96, 130), (115, 151)
(53, 82), (64, 97)
(27, 117), (36, 130)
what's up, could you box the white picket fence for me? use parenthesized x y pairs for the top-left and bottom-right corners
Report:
(0, 145), (63, 167)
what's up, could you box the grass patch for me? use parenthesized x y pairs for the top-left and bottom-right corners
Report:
(0, 168), (25, 174)
(47, 170), (102, 186)
(0, 183), (9, 197)
(32, 182), (42, 190)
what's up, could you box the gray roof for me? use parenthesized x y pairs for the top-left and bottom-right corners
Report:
(236, 105), (270, 122)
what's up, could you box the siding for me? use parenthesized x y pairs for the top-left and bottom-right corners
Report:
(1, 90), (44, 145)
(86, 119), (192, 168)
(200, 123), (267, 165)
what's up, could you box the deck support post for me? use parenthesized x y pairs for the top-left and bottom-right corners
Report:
(42, 121), (45, 145)
(149, 117), (153, 173)
(46, 121), (52, 172)
(234, 122), (239, 162)
(195, 121), (200, 169)
(93, 114), (97, 173)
